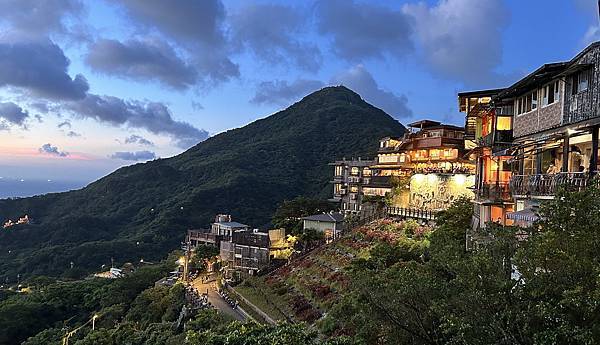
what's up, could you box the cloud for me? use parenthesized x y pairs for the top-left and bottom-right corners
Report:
(66, 130), (81, 137)
(111, 0), (239, 86)
(0, 101), (29, 127)
(111, 150), (156, 161)
(231, 3), (321, 71)
(331, 65), (412, 120)
(315, 0), (413, 61)
(251, 79), (325, 105)
(124, 134), (154, 146)
(191, 101), (204, 111)
(39, 143), (69, 157)
(66, 94), (209, 149)
(57, 120), (71, 129)
(402, 0), (510, 86)
(30, 101), (49, 114)
(583, 25), (600, 46)
(0, 0), (83, 39)
(85, 38), (199, 90)
(0, 40), (89, 100)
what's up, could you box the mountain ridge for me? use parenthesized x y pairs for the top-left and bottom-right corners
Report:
(0, 86), (406, 279)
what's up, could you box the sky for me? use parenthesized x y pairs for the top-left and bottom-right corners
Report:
(0, 0), (599, 197)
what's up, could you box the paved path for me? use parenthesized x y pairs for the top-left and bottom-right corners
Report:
(191, 277), (247, 321)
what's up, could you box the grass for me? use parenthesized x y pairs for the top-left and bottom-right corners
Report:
(233, 278), (292, 322)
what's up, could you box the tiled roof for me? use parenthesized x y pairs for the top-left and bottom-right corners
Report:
(302, 212), (345, 223)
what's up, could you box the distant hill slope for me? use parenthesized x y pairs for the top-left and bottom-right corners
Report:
(0, 86), (406, 279)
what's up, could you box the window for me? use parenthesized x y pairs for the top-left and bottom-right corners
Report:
(496, 116), (512, 130)
(579, 70), (589, 92)
(571, 70), (590, 95)
(334, 165), (343, 176)
(516, 91), (538, 115)
(351, 167), (359, 175)
(350, 186), (358, 193)
(542, 81), (559, 106)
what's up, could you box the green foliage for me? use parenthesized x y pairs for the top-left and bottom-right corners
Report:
(125, 284), (185, 325)
(328, 185), (600, 345)
(190, 245), (219, 272)
(0, 86), (406, 280)
(272, 196), (337, 234)
(3, 260), (172, 345)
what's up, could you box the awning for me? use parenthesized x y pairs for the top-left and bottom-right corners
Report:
(506, 209), (540, 222)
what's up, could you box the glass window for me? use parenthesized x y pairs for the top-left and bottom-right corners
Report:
(579, 70), (589, 92)
(351, 167), (359, 175)
(496, 116), (512, 130)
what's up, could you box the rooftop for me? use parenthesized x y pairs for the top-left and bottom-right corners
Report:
(215, 221), (248, 228)
(302, 212), (345, 223)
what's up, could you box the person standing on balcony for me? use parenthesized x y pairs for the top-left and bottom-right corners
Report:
(546, 164), (559, 175)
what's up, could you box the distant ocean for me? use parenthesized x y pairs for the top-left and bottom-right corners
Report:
(0, 178), (87, 199)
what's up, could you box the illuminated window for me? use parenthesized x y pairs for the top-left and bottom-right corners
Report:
(350, 186), (358, 193)
(379, 154), (399, 163)
(335, 166), (343, 176)
(351, 167), (359, 175)
(430, 149), (440, 159)
(496, 116), (512, 130)
(334, 184), (342, 193)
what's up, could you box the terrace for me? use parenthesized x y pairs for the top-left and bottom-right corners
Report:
(509, 172), (588, 197)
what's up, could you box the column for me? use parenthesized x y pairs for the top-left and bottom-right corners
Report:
(562, 135), (569, 173)
(590, 125), (599, 176)
(535, 149), (543, 174)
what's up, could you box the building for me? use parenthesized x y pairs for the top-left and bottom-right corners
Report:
(329, 158), (375, 214)
(458, 88), (515, 233)
(221, 229), (271, 274)
(302, 212), (345, 240)
(187, 214), (249, 250)
(364, 120), (476, 211)
(501, 42), (600, 225)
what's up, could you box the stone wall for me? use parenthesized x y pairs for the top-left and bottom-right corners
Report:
(513, 85), (564, 138)
(564, 45), (600, 125)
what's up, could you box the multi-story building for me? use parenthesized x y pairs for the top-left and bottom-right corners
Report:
(364, 120), (476, 211)
(329, 158), (375, 214)
(502, 42), (600, 225)
(458, 89), (515, 233)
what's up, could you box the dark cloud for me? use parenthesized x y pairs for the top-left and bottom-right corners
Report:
(57, 120), (71, 129)
(0, 101), (29, 127)
(66, 131), (81, 137)
(403, 0), (510, 86)
(111, 150), (156, 161)
(34, 114), (43, 123)
(111, 0), (238, 85)
(0, 40), (89, 100)
(86, 38), (198, 90)
(315, 0), (413, 61)
(39, 143), (69, 157)
(124, 134), (154, 146)
(251, 79), (325, 105)
(0, 0), (83, 38)
(331, 65), (412, 120)
(231, 4), (321, 71)
(66, 94), (209, 149)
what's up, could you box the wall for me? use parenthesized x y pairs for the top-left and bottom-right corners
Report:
(564, 45), (600, 125)
(390, 173), (475, 210)
(513, 84), (564, 138)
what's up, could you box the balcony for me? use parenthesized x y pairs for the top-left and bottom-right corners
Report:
(476, 182), (511, 201)
(478, 130), (513, 147)
(509, 173), (588, 197)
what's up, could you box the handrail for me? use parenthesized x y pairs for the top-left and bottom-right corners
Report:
(509, 172), (588, 196)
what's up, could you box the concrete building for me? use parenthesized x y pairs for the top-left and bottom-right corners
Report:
(302, 212), (345, 240)
(329, 158), (375, 214)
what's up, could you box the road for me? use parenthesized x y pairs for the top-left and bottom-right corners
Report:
(191, 276), (247, 321)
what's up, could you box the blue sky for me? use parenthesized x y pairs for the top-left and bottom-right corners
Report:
(0, 0), (599, 195)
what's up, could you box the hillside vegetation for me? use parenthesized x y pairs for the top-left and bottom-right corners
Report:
(0, 86), (405, 280)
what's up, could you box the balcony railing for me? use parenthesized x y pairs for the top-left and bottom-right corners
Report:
(477, 130), (513, 147)
(509, 173), (588, 197)
(477, 182), (511, 201)
(385, 207), (437, 221)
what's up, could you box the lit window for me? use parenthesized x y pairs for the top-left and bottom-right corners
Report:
(350, 186), (358, 193)
(496, 116), (512, 130)
(351, 167), (359, 175)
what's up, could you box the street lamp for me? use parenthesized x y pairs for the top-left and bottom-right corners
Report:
(92, 314), (99, 331)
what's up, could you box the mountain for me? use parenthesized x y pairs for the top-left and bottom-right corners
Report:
(0, 86), (406, 279)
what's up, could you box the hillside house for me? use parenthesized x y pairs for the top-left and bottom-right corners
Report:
(302, 212), (345, 240)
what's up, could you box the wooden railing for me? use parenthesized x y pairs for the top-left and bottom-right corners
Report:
(509, 173), (588, 197)
(477, 182), (511, 201)
(385, 207), (437, 221)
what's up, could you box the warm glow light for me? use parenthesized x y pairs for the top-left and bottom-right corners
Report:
(453, 174), (467, 185)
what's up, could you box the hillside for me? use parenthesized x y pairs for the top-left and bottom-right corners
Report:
(0, 86), (406, 280)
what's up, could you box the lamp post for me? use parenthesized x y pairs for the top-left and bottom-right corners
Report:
(92, 314), (99, 331)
